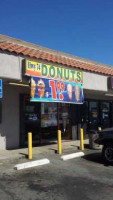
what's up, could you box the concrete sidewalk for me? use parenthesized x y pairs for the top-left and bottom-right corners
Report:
(0, 139), (89, 161)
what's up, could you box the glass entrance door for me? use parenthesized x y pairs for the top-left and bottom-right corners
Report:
(87, 100), (112, 131)
(41, 102), (58, 139)
(88, 101), (99, 130)
(101, 102), (111, 129)
(20, 95), (41, 147)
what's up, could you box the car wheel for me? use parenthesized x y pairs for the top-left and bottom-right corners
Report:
(102, 144), (113, 164)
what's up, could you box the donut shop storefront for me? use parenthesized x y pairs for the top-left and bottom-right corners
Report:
(1, 35), (113, 150)
(20, 59), (84, 147)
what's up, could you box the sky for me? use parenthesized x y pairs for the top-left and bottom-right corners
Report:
(1, 0), (113, 65)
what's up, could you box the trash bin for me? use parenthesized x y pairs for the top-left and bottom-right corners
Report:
(88, 130), (101, 149)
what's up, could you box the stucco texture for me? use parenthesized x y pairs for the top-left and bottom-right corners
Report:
(0, 84), (29, 150)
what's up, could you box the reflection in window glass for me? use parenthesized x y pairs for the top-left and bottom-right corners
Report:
(41, 102), (57, 127)
(101, 102), (110, 121)
(89, 102), (98, 121)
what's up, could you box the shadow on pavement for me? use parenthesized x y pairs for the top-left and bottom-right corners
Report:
(82, 153), (112, 167)
(49, 148), (57, 154)
(84, 144), (91, 149)
(71, 144), (90, 149)
(72, 144), (101, 150)
(82, 153), (103, 164)
(19, 153), (28, 158)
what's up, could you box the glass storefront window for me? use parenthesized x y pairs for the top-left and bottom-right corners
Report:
(24, 97), (40, 122)
(101, 102), (110, 121)
(25, 105), (38, 121)
(88, 101), (111, 130)
(101, 102), (110, 129)
(60, 103), (69, 132)
(41, 102), (70, 132)
(89, 101), (98, 122)
(41, 102), (57, 127)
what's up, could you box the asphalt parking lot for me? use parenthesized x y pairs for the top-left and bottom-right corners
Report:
(0, 147), (113, 200)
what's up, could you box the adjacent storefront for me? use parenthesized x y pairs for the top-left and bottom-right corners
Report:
(85, 100), (112, 130)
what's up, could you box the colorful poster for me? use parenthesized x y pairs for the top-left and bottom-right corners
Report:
(25, 59), (83, 84)
(41, 103), (57, 127)
(30, 77), (84, 104)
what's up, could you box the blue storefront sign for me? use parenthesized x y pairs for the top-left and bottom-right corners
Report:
(30, 77), (84, 104)
(0, 79), (2, 98)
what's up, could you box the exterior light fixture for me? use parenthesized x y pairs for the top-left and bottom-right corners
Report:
(8, 82), (29, 87)
(105, 93), (113, 96)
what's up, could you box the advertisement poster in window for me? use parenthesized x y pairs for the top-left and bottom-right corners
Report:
(41, 102), (57, 127)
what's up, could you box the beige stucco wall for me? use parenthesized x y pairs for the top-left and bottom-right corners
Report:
(0, 84), (29, 150)
(0, 51), (22, 80)
(83, 71), (108, 92)
(0, 51), (110, 92)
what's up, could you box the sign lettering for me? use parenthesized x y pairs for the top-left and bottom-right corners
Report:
(25, 60), (83, 84)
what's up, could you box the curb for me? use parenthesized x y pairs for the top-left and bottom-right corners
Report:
(61, 152), (85, 161)
(14, 158), (50, 170)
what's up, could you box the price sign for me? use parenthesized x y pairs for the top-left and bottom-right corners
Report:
(49, 80), (64, 100)
(30, 77), (84, 104)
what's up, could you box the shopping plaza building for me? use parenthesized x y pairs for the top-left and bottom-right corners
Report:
(0, 34), (113, 150)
